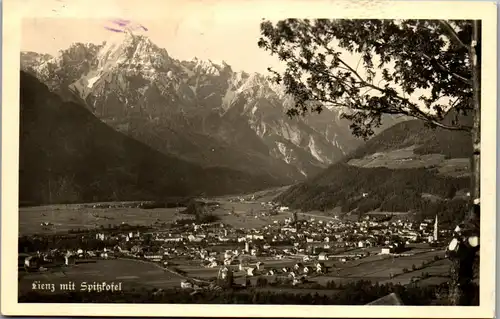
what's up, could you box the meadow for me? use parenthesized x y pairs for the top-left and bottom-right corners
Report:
(18, 258), (185, 294)
(19, 195), (296, 235)
(19, 204), (183, 235)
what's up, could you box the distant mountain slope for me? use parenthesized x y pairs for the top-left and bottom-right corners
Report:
(345, 119), (472, 161)
(276, 118), (472, 224)
(19, 71), (284, 205)
(21, 32), (401, 183)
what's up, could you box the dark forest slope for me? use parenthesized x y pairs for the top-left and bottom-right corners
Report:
(276, 118), (473, 225)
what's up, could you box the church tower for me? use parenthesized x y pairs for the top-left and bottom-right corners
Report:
(433, 214), (439, 242)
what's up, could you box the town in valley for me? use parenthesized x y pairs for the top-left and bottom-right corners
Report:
(17, 16), (481, 306)
(19, 189), (459, 304)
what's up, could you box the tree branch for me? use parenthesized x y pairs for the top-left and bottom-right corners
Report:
(439, 20), (470, 51)
(263, 20), (474, 133)
(419, 52), (472, 85)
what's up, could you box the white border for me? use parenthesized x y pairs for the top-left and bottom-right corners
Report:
(1, 0), (497, 317)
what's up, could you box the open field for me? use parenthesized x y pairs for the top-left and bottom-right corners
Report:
(347, 146), (470, 178)
(19, 192), (297, 235)
(18, 258), (185, 294)
(212, 186), (290, 203)
(19, 205), (184, 235)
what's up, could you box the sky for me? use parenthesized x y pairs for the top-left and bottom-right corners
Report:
(21, 17), (287, 74)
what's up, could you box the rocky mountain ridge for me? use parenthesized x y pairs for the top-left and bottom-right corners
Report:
(21, 31), (389, 183)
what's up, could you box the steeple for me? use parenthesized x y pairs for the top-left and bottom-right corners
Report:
(433, 214), (438, 242)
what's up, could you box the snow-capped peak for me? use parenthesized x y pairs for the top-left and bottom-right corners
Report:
(95, 32), (170, 71)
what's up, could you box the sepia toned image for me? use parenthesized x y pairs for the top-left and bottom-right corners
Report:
(1, 0), (497, 317)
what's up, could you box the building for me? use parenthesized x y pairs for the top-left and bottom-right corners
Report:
(256, 261), (264, 270)
(188, 235), (204, 243)
(144, 254), (162, 262)
(181, 280), (193, 289)
(381, 247), (392, 255)
(24, 256), (40, 269)
(318, 252), (329, 261)
(292, 276), (306, 286)
(315, 262), (326, 274)
(246, 267), (256, 276)
(64, 255), (76, 265)
(294, 263), (305, 272)
(218, 266), (232, 280)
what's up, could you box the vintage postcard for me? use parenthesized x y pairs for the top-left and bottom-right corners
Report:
(1, 0), (497, 317)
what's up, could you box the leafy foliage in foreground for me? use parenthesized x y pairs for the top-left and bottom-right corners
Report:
(258, 19), (474, 138)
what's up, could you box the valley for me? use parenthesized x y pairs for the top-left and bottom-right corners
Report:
(17, 21), (478, 307)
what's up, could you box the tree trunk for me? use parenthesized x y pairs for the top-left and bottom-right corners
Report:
(448, 20), (481, 306)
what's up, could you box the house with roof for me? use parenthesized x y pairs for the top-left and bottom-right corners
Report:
(181, 280), (193, 289)
(267, 268), (276, 276)
(24, 256), (41, 269)
(64, 254), (76, 265)
(315, 262), (326, 274)
(292, 276), (306, 286)
(282, 266), (291, 273)
(218, 266), (232, 280)
(318, 252), (329, 261)
(294, 262), (305, 271)
(303, 266), (311, 274)
(144, 254), (163, 262)
(246, 267), (256, 276)
(188, 234), (204, 243)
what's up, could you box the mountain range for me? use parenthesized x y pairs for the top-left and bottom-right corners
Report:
(21, 31), (406, 186)
(19, 71), (286, 205)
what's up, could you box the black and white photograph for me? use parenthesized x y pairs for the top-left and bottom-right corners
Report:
(1, 0), (497, 317)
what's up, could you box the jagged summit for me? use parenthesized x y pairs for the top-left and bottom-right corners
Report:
(193, 58), (232, 76)
(96, 32), (170, 70)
